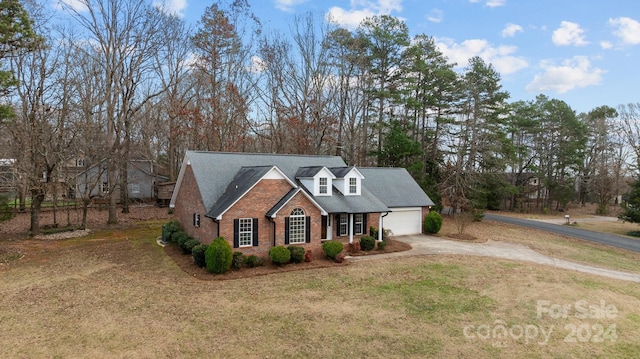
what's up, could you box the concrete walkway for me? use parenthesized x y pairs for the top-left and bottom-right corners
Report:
(348, 235), (640, 283)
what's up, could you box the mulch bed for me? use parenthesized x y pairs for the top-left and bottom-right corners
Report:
(164, 238), (412, 281)
(445, 233), (488, 243)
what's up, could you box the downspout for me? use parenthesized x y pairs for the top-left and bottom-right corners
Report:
(379, 212), (389, 241)
(214, 218), (220, 239)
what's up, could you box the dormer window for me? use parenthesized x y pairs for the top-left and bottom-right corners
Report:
(349, 178), (357, 194)
(319, 177), (328, 194)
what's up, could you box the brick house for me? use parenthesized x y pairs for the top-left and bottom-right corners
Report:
(170, 151), (434, 258)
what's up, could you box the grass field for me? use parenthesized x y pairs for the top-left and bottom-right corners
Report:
(1, 218), (640, 358)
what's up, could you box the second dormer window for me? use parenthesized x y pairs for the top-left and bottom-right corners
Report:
(319, 177), (328, 194)
(349, 177), (357, 194)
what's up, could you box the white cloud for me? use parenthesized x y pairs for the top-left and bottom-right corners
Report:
(54, 0), (88, 12)
(249, 55), (268, 74)
(426, 9), (443, 23)
(552, 21), (588, 46)
(600, 41), (613, 49)
(502, 23), (523, 38)
(525, 56), (605, 93)
(486, 0), (506, 7)
(326, 0), (403, 29)
(468, 0), (506, 7)
(274, 0), (308, 13)
(436, 38), (528, 75)
(609, 17), (640, 45)
(153, 0), (187, 17)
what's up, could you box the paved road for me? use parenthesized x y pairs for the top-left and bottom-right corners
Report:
(484, 213), (640, 253)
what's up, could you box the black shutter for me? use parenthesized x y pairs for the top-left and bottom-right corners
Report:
(305, 216), (311, 243)
(284, 217), (290, 245)
(233, 219), (239, 248)
(362, 214), (367, 235)
(336, 214), (340, 237)
(252, 218), (259, 246)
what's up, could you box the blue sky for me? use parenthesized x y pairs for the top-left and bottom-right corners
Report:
(60, 0), (640, 114)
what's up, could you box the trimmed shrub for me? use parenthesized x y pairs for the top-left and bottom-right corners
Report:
(172, 231), (190, 249)
(360, 236), (375, 251)
(192, 244), (208, 268)
(423, 211), (443, 234)
(245, 255), (264, 268)
(232, 251), (245, 270)
(269, 245), (291, 265)
(369, 226), (379, 240)
(205, 237), (233, 274)
(334, 253), (346, 263)
(377, 240), (387, 251)
(163, 220), (182, 242)
(287, 245), (305, 264)
(182, 238), (200, 255)
(322, 240), (344, 260)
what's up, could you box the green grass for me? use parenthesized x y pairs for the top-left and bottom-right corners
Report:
(2, 221), (640, 358)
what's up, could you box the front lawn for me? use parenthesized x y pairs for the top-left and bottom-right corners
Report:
(1, 221), (639, 358)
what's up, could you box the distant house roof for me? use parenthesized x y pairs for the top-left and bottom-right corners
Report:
(358, 167), (435, 208)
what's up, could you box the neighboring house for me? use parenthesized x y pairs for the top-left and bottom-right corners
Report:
(170, 151), (435, 258)
(75, 159), (166, 202)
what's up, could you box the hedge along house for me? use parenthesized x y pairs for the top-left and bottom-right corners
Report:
(169, 151), (435, 258)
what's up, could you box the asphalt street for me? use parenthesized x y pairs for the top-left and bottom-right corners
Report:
(484, 213), (640, 253)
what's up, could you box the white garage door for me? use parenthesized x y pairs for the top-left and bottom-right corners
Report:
(383, 207), (423, 236)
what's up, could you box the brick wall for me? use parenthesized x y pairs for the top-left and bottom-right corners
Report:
(172, 165), (218, 243)
(220, 179), (306, 258)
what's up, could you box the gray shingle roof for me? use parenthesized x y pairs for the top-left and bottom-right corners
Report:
(329, 166), (354, 178)
(304, 184), (389, 213)
(207, 166), (272, 219)
(359, 167), (435, 207)
(295, 166), (324, 178)
(175, 151), (432, 217)
(183, 151), (346, 213)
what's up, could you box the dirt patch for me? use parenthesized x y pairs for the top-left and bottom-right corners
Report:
(164, 238), (412, 280)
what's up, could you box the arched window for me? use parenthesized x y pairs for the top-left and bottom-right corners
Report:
(288, 208), (306, 244)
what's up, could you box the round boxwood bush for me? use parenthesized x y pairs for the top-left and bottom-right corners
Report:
(172, 231), (190, 249)
(182, 238), (200, 255)
(287, 245), (305, 263)
(423, 211), (443, 234)
(269, 245), (291, 265)
(377, 240), (387, 251)
(205, 237), (233, 274)
(360, 236), (376, 251)
(245, 255), (264, 268)
(164, 220), (182, 242)
(322, 240), (344, 259)
(192, 244), (208, 268)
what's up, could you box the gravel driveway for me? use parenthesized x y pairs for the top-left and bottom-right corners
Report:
(349, 235), (640, 283)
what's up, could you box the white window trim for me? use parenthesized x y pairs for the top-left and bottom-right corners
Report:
(349, 177), (357, 194)
(354, 213), (363, 235)
(289, 208), (306, 244)
(339, 214), (348, 236)
(319, 177), (328, 194)
(238, 218), (253, 247)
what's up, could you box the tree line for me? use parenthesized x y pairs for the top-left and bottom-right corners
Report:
(1, 0), (640, 233)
